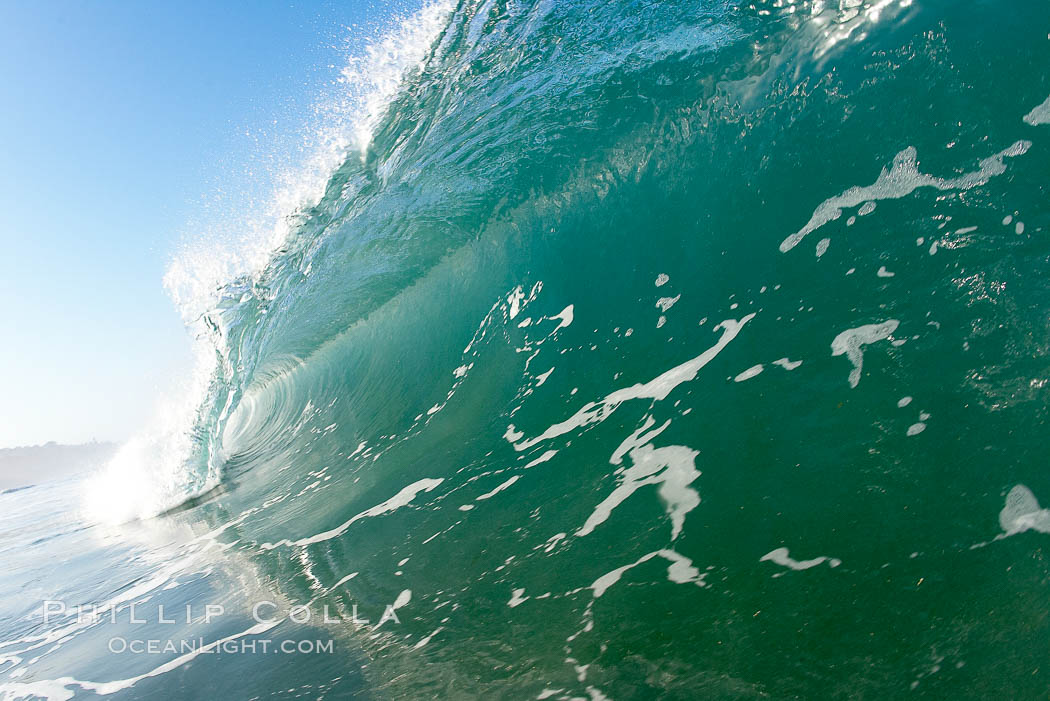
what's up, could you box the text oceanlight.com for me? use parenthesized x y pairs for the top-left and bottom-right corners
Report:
(107, 638), (334, 655)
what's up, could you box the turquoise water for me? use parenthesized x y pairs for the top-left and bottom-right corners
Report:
(4, 0), (1050, 698)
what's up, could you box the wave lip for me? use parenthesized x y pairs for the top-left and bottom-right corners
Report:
(85, 1), (458, 523)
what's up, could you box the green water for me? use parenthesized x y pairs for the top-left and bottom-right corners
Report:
(3, 0), (1050, 698)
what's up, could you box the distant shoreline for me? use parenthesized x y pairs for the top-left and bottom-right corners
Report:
(0, 441), (118, 491)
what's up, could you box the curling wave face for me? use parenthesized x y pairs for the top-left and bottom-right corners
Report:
(7, 0), (1050, 698)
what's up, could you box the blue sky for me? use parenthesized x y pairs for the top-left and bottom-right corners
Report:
(0, 0), (413, 448)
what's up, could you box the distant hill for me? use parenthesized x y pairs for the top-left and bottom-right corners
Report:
(0, 441), (119, 491)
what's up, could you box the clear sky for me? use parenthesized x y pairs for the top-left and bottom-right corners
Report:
(0, 0), (412, 449)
